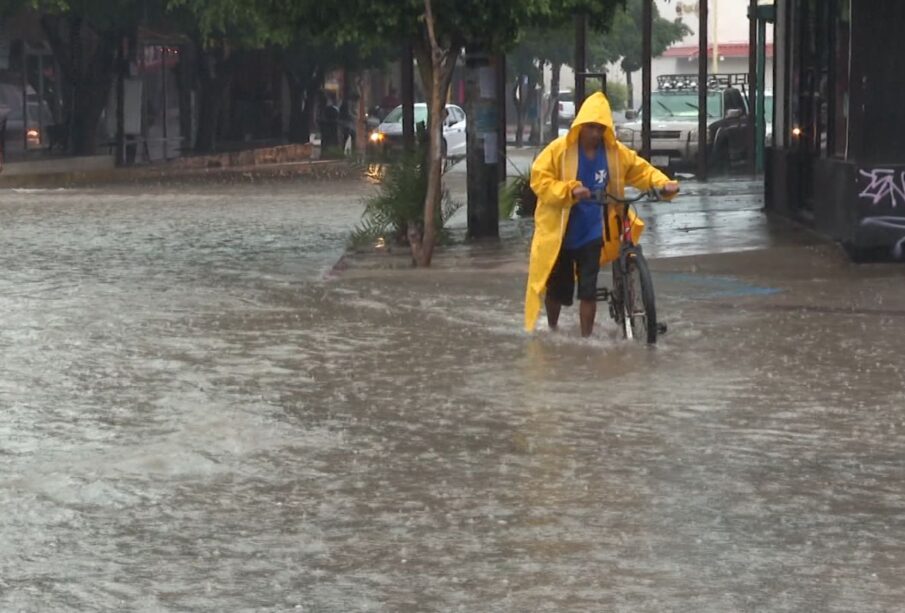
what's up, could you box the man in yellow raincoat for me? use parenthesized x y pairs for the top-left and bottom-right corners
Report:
(525, 92), (678, 336)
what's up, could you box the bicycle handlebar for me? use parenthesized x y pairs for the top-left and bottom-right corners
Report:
(590, 187), (677, 206)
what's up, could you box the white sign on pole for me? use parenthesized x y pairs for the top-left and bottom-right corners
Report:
(124, 78), (143, 136)
(0, 29), (10, 70)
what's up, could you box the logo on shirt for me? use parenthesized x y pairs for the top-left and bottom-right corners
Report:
(595, 169), (608, 186)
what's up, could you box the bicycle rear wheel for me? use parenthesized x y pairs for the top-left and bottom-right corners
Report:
(621, 252), (658, 344)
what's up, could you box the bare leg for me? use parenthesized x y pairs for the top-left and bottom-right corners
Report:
(579, 299), (597, 337)
(545, 295), (562, 330)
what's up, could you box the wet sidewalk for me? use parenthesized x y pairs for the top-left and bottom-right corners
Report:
(0, 144), (356, 188)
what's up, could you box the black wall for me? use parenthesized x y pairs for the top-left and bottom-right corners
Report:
(849, 1), (905, 164)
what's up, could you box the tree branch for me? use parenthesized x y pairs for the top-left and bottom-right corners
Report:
(423, 0), (441, 62)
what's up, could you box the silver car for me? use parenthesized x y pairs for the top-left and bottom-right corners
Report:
(616, 85), (753, 171)
(0, 82), (55, 153)
(368, 103), (467, 159)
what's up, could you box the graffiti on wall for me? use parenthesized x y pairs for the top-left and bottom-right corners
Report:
(859, 168), (905, 208)
(859, 167), (905, 258)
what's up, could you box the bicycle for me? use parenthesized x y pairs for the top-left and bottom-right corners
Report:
(591, 188), (673, 345)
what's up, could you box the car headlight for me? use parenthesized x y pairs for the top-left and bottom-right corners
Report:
(688, 128), (709, 144)
(616, 128), (634, 144)
(369, 131), (385, 143)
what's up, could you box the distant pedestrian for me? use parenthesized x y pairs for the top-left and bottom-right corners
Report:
(318, 92), (341, 153)
(339, 97), (356, 154)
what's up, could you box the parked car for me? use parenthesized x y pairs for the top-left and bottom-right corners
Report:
(616, 74), (757, 172)
(557, 90), (575, 127)
(368, 103), (466, 159)
(0, 82), (55, 154)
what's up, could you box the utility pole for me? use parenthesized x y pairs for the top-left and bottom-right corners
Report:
(697, 0), (709, 180)
(574, 13), (587, 112)
(748, 0), (757, 174)
(496, 51), (507, 185)
(713, 0), (719, 74)
(642, 0), (653, 160)
(465, 48), (500, 239)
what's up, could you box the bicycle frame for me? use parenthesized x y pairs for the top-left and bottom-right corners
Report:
(592, 189), (659, 342)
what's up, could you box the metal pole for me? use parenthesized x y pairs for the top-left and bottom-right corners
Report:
(713, 0), (719, 74)
(748, 0), (758, 174)
(574, 13), (587, 112)
(162, 46), (168, 160)
(697, 0), (709, 180)
(22, 46), (28, 152)
(401, 42), (415, 152)
(38, 53), (45, 148)
(642, 0), (652, 160)
(756, 16), (767, 174)
(496, 51), (507, 185)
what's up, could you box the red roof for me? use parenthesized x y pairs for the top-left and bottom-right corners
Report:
(663, 42), (774, 59)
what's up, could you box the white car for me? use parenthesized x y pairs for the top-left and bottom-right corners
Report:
(368, 103), (467, 158)
(557, 90), (576, 127)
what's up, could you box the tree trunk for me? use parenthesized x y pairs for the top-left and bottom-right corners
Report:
(176, 43), (196, 151)
(41, 14), (117, 156)
(356, 71), (367, 155)
(626, 69), (634, 110)
(513, 77), (525, 148)
(302, 70), (322, 143)
(286, 65), (323, 144)
(287, 73), (305, 142)
(412, 0), (458, 267)
(528, 68), (540, 146)
(195, 44), (233, 153)
(550, 61), (561, 139)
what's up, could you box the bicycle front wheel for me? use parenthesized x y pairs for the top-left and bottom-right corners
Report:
(622, 252), (658, 344)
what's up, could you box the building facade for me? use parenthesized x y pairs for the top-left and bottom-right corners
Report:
(767, 0), (905, 259)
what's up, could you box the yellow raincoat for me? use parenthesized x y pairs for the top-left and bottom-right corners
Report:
(524, 92), (674, 331)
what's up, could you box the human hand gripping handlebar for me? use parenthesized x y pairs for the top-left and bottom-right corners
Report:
(590, 186), (679, 206)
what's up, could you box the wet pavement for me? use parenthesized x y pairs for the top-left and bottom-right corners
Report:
(2, 173), (905, 611)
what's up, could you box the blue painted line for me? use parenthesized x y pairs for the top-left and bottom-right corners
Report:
(663, 273), (782, 299)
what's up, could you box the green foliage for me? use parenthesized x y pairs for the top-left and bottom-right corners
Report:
(332, 0), (626, 55)
(510, 0), (626, 71)
(166, 0), (300, 47)
(590, 0), (690, 74)
(29, 0), (151, 31)
(499, 178), (521, 220)
(350, 151), (461, 249)
(606, 81), (628, 110)
(499, 153), (538, 219)
(499, 175), (536, 220)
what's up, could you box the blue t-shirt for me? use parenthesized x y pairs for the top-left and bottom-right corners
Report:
(564, 145), (609, 249)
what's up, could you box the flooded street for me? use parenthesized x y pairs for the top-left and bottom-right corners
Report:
(2, 175), (905, 611)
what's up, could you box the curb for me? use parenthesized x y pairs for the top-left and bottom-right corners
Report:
(0, 159), (360, 189)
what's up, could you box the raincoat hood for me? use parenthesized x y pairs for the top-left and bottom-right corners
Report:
(565, 92), (617, 148)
